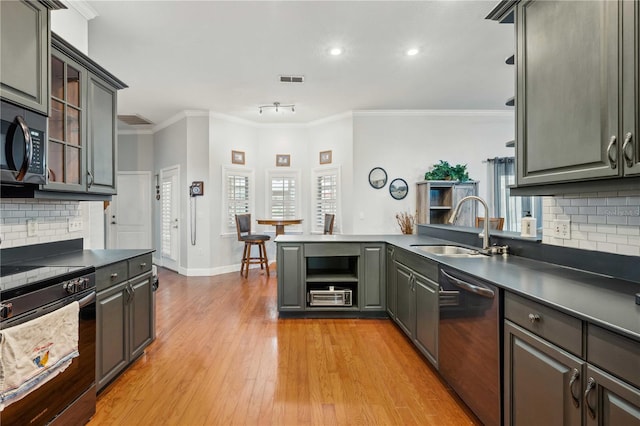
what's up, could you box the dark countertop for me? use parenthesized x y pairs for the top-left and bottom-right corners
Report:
(20, 249), (154, 269)
(276, 234), (640, 342)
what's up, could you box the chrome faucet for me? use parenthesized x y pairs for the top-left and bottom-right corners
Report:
(449, 195), (491, 251)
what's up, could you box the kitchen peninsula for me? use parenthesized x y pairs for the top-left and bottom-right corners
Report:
(276, 228), (640, 425)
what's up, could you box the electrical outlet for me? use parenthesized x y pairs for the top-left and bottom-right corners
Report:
(26, 219), (38, 237)
(68, 217), (83, 233)
(552, 219), (571, 239)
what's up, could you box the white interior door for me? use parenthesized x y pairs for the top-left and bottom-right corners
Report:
(107, 172), (152, 249)
(160, 166), (180, 271)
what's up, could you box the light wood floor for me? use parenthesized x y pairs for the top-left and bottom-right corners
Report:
(89, 267), (481, 426)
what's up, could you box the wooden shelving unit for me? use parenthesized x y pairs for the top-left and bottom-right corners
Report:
(416, 180), (478, 227)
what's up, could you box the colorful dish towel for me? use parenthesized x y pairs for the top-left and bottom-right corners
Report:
(0, 301), (80, 411)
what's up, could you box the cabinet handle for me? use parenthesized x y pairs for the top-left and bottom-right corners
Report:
(110, 273), (118, 279)
(528, 313), (541, 323)
(140, 262), (147, 268)
(622, 132), (634, 168)
(584, 377), (597, 419)
(607, 135), (618, 169)
(87, 170), (95, 188)
(125, 284), (132, 303)
(568, 368), (580, 408)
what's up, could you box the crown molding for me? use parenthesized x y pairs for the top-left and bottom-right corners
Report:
(118, 129), (154, 136)
(149, 109), (511, 134)
(60, 0), (98, 20)
(352, 109), (514, 117)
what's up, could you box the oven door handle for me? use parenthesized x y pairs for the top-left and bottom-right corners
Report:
(441, 270), (495, 299)
(78, 291), (96, 308)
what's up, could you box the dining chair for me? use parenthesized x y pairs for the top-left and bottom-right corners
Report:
(324, 214), (335, 235)
(235, 214), (270, 278)
(476, 217), (505, 231)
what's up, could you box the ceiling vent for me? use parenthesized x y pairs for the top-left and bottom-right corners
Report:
(279, 75), (304, 83)
(118, 114), (153, 126)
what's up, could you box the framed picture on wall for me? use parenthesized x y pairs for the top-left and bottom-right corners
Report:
(276, 154), (290, 167)
(232, 150), (245, 165)
(320, 150), (332, 165)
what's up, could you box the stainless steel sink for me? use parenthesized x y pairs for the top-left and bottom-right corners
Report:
(412, 245), (486, 257)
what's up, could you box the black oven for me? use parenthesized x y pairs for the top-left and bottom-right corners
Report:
(1, 265), (96, 426)
(1, 99), (47, 185)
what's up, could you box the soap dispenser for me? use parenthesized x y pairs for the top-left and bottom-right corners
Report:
(521, 211), (536, 237)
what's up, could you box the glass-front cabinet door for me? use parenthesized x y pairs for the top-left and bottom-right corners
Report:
(46, 50), (86, 191)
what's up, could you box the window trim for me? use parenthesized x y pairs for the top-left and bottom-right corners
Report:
(265, 168), (302, 232)
(221, 165), (255, 236)
(311, 165), (341, 234)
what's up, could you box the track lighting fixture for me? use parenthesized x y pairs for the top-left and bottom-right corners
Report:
(258, 101), (295, 115)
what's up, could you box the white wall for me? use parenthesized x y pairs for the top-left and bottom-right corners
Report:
(153, 115), (189, 271)
(185, 115), (211, 272)
(207, 113), (260, 274)
(308, 114), (354, 233)
(51, 5), (90, 54)
(352, 111), (514, 234)
(118, 132), (155, 172)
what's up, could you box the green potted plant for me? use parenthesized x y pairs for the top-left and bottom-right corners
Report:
(424, 160), (470, 182)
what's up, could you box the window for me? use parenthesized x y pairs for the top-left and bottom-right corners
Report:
(487, 157), (542, 232)
(266, 170), (300, 220)
(222, 166), (254, 234)
(312, 167), (340, 233)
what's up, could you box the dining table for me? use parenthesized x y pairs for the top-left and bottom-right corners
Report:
(257, 219), (303, 236)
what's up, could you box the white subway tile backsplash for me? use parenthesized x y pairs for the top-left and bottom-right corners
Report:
(544, 192), (640, 256)
(616, 245), (640, 256)
(587, 215), (606, 224)
(570, 198), (589, 206)
(588, 198), (607, 206)
(606, 216), (628, 225)
(0, 199), (83, 248)
(606, 234), (628, 245)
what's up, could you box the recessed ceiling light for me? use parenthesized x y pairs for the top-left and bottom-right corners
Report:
(406, 48), (419, 56)
(330, 47), (343, 56)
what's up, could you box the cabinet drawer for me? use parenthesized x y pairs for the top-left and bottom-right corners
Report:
(128, 254), (152, 278)
(588, 325), (640, 389)
(505, 292), (582, 356)
(394, 248), (438, 281)
(304, 243), (360, 257)
(96, 261), (128, 292)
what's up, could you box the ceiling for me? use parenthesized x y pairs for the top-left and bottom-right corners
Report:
(82, 0), (514, 128)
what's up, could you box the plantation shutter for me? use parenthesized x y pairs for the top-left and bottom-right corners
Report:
(271, 176), (297, 219)
(226, 174), (250, 232)
(315, 173), (337, 231)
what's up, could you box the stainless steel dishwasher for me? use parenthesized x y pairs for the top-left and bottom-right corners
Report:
(439, 267), (501, 426)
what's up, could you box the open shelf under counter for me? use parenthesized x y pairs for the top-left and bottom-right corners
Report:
(305, 272), (359, 283)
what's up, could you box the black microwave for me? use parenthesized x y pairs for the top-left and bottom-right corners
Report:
(1, 100), (47, 185)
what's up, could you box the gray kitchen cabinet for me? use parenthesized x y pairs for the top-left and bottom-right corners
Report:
(392, 248), (439, 368)
(385, 245), (396, 319)
(277, 242), (387, 315)
(41, 34), (126, 197)
(96, 254), (153, 392)
(394, 262), (414, 337)
(488, 0), (640, 191)
(416, 181), (478, 226)
(413, 272), (438, 367)
(86, 72), (117, 194)
(0, 0), (58, 114)
(96, 280), (128, 391)
(361, 244), (385, 311)
(504, 320), (584, 426)
(584, 365), (640, 426)
(504, 291), (640, 426)
(44, 47), (87, 192)
(129, 271), (153, 360)
(277, 243), (305, 312)
(622, 0), (640, 177)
